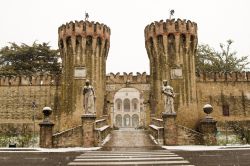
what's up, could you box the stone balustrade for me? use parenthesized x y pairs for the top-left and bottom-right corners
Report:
(149, 117), (204, 145)
(149, 118), (164, 145)
(177, 125), (204, 145)
(95, 118), (110, 146)
(52, 125), (82, 148)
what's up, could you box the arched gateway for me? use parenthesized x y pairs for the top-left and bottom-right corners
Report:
(112, 88), (145, 128)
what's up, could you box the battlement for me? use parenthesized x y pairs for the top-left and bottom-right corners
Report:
(144, 18), (197, 40)
(106, 72), (150, 84)
(196, 71), (250, 82)
(0, 74), (61, 86)
(58, 20), (111, 40)
(2, 71), (249, 86)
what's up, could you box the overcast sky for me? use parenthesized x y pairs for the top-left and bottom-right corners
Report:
(0, 0), (249, 73)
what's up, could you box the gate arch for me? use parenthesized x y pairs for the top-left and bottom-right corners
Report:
(112, 87), (145, 128)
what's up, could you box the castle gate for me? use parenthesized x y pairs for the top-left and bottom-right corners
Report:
(105, 72), (151, 128)
(112, 88), (144, 128)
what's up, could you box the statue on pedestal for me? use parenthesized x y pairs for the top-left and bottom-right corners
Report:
(83, 80), (96, 114)
(162, 80), (175, 114)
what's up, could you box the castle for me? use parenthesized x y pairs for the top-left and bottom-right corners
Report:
(0, 18), (249, 144)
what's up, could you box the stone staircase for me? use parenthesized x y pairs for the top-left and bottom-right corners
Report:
(67, 129), (194, 165)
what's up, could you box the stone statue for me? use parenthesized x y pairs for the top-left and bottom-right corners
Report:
(83, 80), (96, 114)
(162, 80), (175, 114)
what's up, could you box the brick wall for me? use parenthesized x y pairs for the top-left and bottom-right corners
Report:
(196, 81), (250, 122)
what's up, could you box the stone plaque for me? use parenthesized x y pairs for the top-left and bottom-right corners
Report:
(74, 67), (86, 79)
(171, 68), (183, 79)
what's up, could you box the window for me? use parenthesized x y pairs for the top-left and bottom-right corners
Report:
(132, 98), (139, 111)
(222, 104), (229, 116)
(134, 103), (137, 110)
(115, 99), (122, 111)
(124, 99), (130, 112)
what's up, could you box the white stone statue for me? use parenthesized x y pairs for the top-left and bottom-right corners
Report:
(162, 80), (175, 114)
(83, 80), (96, 114)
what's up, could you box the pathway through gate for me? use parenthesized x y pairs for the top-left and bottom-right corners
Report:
(102, 129), (162, 151)
(68, 129), (194, 165)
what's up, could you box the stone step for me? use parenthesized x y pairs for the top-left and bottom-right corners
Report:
(81, 152), (174, 156)
(68, 160), (193, 165)
(68, 151), (194, 166)
(76, 154), (179, 158)
(74, 157), (184, 162)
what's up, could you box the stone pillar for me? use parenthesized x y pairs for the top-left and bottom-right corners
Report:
(162, 112), (177, 145)
(39, 122), (54, 148)
(81, 114), (97, 147)
(199, 117), (217, 145)
(39, 107), (54, 148)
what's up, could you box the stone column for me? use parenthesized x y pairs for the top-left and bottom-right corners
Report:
(39, 107), (54, 148)
(162, 112), (177, 145)
(39, 122), (54, 148)
(81, 114), (97, 147)
(199, 117), (217, 145)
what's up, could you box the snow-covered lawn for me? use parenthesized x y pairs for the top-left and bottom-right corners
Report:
(162, 145), (250, 151)
(0, 147), (101, 152)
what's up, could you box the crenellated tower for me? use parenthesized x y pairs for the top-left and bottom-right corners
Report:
(58, 20), (110, 125)
(144, 19), (198, 126)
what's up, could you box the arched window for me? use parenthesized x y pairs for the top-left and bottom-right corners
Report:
(123, 114), (131, 127)
(132, 98), (139, 111)
(132, 114), (139, 127)
(115, 114), (122, 127)
(123, 98), (130, 112)
(115, 98), (122, 111)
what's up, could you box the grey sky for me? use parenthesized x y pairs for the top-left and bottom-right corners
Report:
(0, 0), (249, 73)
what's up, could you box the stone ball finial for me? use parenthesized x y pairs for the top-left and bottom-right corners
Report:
(42, 107), (52, 122)
(203, 104), (213, 115)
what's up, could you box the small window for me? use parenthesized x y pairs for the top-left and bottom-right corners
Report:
(124, 99), (130, 112)
(133, 103), (137, 110)
(115, 99), (122, 111)
(222, 104), (229, 116)
(132, 98), (139, 111)
(117, 103), (121, 110)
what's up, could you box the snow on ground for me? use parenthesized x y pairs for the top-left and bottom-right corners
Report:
(0, 147), (101, 153)
(38, 147), (101, 152)
(1, 145), (250, 152)
(162, 145), (250, 151)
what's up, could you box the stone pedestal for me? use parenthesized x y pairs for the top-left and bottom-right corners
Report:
(39, 121), (54, 148)
(162, 112), (177, 145)
(199, 117), (217, 145)
(81, 114), (97, 147)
